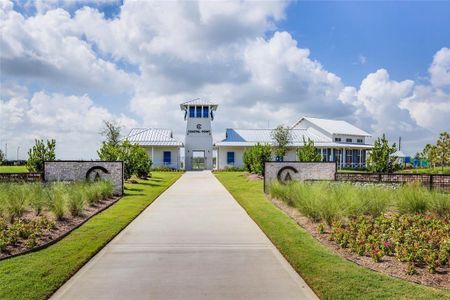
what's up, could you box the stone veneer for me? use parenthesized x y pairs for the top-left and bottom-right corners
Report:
(44, 161), (123, 195)
(264, 162), (336, 192)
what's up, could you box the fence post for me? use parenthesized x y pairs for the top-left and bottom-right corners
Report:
(429, 174), (433, 190)
(378, 173), (382, 183)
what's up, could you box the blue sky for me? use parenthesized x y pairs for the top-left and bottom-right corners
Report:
(1, 0), (449, 159)
(280, 1), (450, 87)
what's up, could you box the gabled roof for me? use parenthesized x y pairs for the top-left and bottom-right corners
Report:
(126, 128), (183, 146)
(215, 128), (372, 148)
(180, 98), (218, 111)
(292, 117), (371, 137)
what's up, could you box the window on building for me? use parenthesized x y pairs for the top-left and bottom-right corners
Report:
(203, 106), (209, 118)
(189, 106), (195, 118)
(357, 138), (363, 143)
(227, 152), (235, 164)
(276, 155), (283, 162)
(163, 151), (171, 165)
(335, 137), (341, 142)
(196, 106), (202, 118)
(346, 138), (352, 143)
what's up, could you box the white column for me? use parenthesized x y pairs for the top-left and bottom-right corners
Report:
(359, 149), (362, 168)
(151, 147), (154, 166)
(343, 148), (346, 168)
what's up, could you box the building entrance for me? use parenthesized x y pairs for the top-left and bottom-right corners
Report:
(192, 151), (206, 170)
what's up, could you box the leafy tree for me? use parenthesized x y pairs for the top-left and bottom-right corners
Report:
(97, 142), (121, 161)
(97, 122), (152, 179)
(421, 143), (438, 168)
(271, 125), (291, 161)
(100, 120), (121, 146)
(27, 139), (56, 172)
(0, 149), (5, 165)
(367, 134), (399, 173)
(297, 137), (321, 162)
(436, 131), (450, 171)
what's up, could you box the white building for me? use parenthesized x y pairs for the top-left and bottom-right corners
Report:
(126, 128), (183, 169)
(215, 116), (372, 169)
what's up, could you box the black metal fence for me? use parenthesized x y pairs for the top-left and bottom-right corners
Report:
(336, 172), (450, 190)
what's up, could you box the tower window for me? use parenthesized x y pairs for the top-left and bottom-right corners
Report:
(203, 106), (209, 118)
(196, 106), (202, 118)
(189, 106), (195, 118)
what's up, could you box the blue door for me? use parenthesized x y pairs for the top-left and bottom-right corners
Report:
(163, 151), (171, 165)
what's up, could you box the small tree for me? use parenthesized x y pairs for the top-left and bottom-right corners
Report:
(130, 144), (152, 178)
(243, 143), (272, 175)
(421, 143), (438, 168)
(367, 134), (398, 173)
(27, 139), (56, 172)
(297, 137), (321, 162)
(436, 131), (450, 171)
(0, 149), (5, 165)
(271, 125), (291, 161)
(100, 120), (122, 146)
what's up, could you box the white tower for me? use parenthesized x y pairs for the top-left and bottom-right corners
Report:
(180, 99), (218, 171)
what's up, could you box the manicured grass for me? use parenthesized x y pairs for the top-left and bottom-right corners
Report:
(215, 172), (450, 299)
(0, 166), (28, 173)
(0, 172), (182, 300)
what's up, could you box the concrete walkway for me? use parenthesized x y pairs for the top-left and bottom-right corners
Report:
(52, 171), (317, 300)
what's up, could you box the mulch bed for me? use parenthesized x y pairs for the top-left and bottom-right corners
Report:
(244, 172), (264, 181)
(0, 196), (120, 260)
(268, 195), (450, 291)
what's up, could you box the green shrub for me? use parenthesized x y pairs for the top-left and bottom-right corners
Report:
(243, 143), (272, 175)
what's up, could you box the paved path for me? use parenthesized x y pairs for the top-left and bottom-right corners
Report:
(52, 171), (317, 300)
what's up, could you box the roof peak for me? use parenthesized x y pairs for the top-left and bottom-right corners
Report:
(180, 98), (218, 110)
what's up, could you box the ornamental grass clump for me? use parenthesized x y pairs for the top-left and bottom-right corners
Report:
(396, 182), (429, 214)
(67, 185), (85, 217)
(3, 184), (28, 222)
(358, 185), (391, 217)
(47, 183), (66, 220)
(98, 180), (114, 199)
(28, 183), (46, 215)
(429, 191), (450, 218)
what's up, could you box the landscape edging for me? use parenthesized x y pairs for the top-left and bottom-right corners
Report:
(0, 197), (122, 262)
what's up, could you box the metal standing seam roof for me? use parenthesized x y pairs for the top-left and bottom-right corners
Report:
(180, 98), (218, 111)
(292, 116), (371, 137)
(215, 128), (372, 148)
(126, 128), (183, 146)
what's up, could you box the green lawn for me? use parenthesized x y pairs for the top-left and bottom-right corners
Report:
(215, 172), (450, 299)
(0, 172), (182, 300)
(0, 165), (28, 173)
